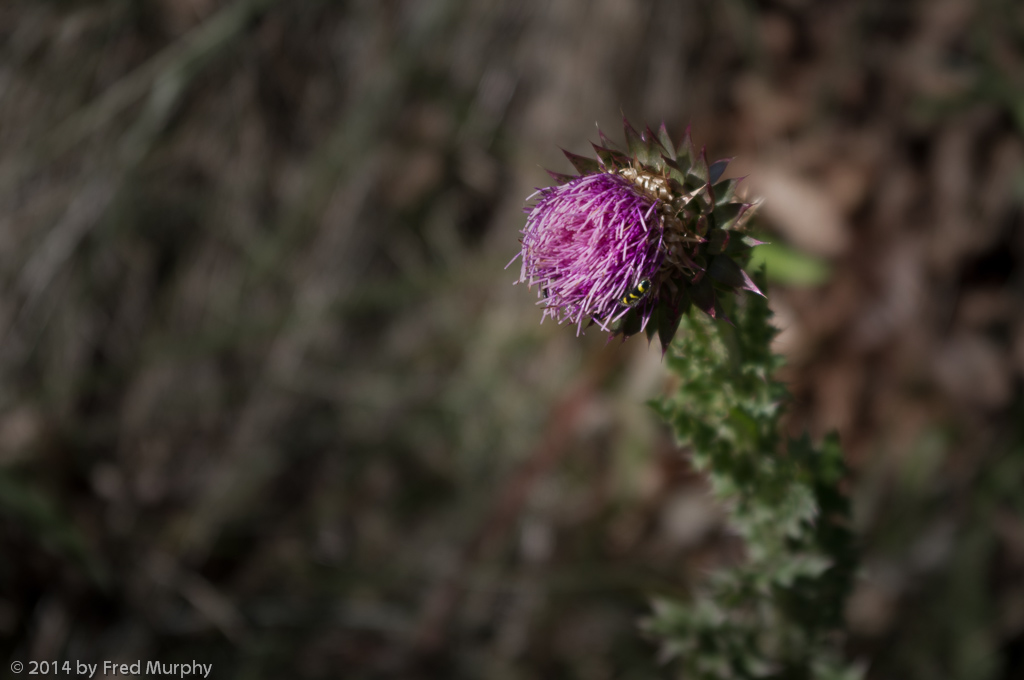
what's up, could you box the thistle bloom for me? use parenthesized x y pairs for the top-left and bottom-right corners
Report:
(513, 172), (664, 334)
(511, 120), (763, 347)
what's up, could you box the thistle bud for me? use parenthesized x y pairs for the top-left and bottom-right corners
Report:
(510, 119), (763, 350)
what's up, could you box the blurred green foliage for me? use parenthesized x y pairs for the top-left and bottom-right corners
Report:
(747, 244), (831, 288)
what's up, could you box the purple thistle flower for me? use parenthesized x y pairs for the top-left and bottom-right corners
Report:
(509, 172), (664, 335)
(509, 120), (762, 348)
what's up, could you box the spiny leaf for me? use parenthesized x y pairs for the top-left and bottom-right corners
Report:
(592, 144), (614, 168)
(562, 148), (601, 175)
(712, 202), (746, 230)
(709, 157), (732, 185)
(722, 231), (759, 257)
(666, 175), (687, 198)
(688, 146), (710, 183)
(623, 117), (653, 165)
(597, 127), (619, 150)
(696, 213), (709, 237)
(657, 122), (677, 161)
(648, 269), (858, 679)
(708, 255), (765, 296)
(677, 124), (696, 163)
(659, 305), (685, 354)
(646, 152), (666, 173)
(722, 233), (767, 259)
(663, 156), (687, 186)
(706, 229), (731, 255)
(715, 177), (742, 205)
(689, 276), (716, 315)
(592, 143), (629, 168)
(646, 124), (671, 158)
(682, 175), (706, 193)
(733, 199), (762, 230)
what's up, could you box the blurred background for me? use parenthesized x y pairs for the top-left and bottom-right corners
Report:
(1, 0), (1024, 678)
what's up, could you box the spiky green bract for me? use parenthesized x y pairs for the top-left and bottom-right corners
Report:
(528, 119), (763, 349)
(644, 276), (860, 680)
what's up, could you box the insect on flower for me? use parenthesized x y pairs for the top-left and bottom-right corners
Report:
(620, 279), (651, 307)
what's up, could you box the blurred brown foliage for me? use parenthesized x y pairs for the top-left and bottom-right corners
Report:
(0, 0), (1023, 678)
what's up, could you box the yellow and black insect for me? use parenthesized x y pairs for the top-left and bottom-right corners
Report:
(620, 278), (652, 306)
